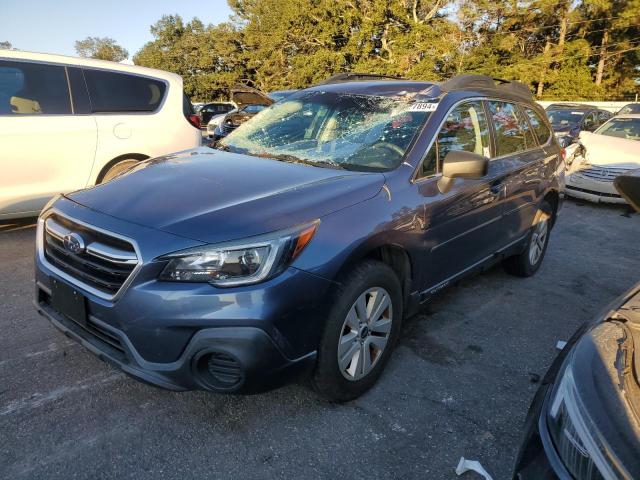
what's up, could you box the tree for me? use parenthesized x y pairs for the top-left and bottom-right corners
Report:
(134, 15), (246, 101)
(0, 41), (13, 50)
(134, 1), (639, 102)
(75, 37), (129, 62)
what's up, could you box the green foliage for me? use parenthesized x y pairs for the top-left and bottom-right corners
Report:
(0, 41), (12, 50)
(75, 37), (128, 62)
(133, 1), (640, 101)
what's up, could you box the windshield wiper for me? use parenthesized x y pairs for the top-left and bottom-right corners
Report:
(257, 153), (346, 170)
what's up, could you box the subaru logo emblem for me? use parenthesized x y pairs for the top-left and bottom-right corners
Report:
(63, 233), (85, 254)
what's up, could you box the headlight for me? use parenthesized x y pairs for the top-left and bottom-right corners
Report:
(157, 221), (318, 286)
(547, 354), (626, 480)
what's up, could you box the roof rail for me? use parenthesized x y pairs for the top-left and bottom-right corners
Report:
(439, 74), (533, 99)
(317, 72), (406, 85)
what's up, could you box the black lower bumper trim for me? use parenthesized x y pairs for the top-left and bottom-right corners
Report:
(36, 300), (316, 394)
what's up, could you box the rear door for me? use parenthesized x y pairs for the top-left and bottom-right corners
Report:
(492, 102), (550, 244)
(82, 68), (168, 176)
(414, 100), (506, 291)
(0, 60), (97, 218)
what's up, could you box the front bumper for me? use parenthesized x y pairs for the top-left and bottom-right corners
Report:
(565, 174), (626, 204)
(36, 292), (316, 393)
(34, 199), (333, 393)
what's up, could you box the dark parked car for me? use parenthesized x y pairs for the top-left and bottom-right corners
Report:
(513, 169), (640, 480)
(198, 102), (235, 126)
(212, 86), (274, 139)
(545, 103), (612, 147)
(35, 74), (564, 401)
(618, 103), (640, 115)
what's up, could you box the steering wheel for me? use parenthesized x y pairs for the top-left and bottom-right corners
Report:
(370, 141), (405, 157)
(352, 141), (405, 168)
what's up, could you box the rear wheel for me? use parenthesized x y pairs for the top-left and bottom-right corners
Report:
(503, 200), (553, 277)
(312, 260), (402, 402)
(98, 158), (140, 183)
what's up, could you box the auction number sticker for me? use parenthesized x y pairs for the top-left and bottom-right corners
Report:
(408, 102), (439, 112)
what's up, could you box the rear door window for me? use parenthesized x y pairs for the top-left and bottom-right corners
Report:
(488, 101), (531, 156)
(514, 106), (537, 148)
(523, 107), (552, 145)
(0, 60), (71, 115)
(83, 69), (166, 113)
(420, 101), (490, 177)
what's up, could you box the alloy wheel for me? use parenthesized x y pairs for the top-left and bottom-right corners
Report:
(529, 216), (549, 265)
(338, 287), (393, 381)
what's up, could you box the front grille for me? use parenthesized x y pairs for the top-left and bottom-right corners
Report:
(43, 214), (139, 297)
(574, 166), (630, 183)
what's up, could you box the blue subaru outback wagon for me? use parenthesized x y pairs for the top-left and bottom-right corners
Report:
(35, 74), (564, 401)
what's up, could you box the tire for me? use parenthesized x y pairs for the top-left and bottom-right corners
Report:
(503, 200), (553, 277)
(98, 158), (141, 183)
(312, 260), (403, 402)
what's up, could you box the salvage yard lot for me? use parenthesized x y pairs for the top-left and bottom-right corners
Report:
(1, 200), (638, 480)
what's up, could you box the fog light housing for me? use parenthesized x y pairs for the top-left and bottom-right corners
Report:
(195, 351), (243, 390)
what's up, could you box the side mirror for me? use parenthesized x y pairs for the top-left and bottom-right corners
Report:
(437, 150), (489, 193)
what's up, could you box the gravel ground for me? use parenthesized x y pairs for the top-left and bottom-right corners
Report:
(0, 199), (638, 480)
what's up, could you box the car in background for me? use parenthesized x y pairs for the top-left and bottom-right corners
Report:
(565, 114), (640, 204)
(35, 74), (564, 401)
(545, 103), (612, 148)
(206, 107), (237, 138)
(209, 87), (300, 141)
(0, 50), (201, 220)
(513, 169), (640, 480)
(206, 91), (297, 138)
(618, 103), (640, 115)
(198, 101), (235, 126)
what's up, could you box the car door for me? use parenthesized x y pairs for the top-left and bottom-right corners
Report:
(0, 60), (97, 218)
(82, 68), (168, 178)
(490, 102), (549, 244)
(413, 100), (507, 292)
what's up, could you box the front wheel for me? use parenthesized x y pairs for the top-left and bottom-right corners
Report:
(503, 200), (553, 277)
(312, 260), (402, 402)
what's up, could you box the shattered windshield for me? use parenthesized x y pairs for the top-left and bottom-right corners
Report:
(218, 91), (431, 171)
(547, 109), (585, 126)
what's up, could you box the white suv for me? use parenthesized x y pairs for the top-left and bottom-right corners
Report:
(0, 51), (201, 220)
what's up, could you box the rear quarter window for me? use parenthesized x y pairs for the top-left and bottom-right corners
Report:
(488, 101), (530, 156)
(84, 69), (167, 113)
(523, 107), (552, 145)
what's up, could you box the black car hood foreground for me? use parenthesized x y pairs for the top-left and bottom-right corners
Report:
(570, 284), (640, 478)
(69, 149), (385, 244)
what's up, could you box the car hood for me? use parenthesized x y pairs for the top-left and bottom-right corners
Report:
(68, 148), (385, 244)
(579, 131), (640, 167)
(231, 86), (274, 108)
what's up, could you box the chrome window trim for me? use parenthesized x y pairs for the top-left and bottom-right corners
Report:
(411, 96), (554, 184)
(37, 208), (143, 302)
